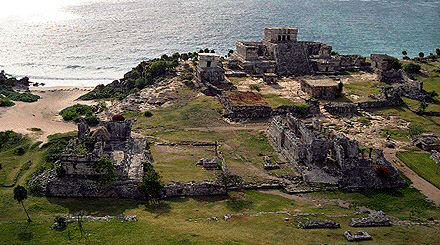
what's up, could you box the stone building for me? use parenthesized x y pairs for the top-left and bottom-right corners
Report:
(300, 78), (342, 99)
(228, 27), (366, 75)
(31, 119), (154, 198)
(266, 114), (406, 190)
(196, 53), (226, 86)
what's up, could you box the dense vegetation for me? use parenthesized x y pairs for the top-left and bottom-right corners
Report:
(79, 53), (192, 101)
(0, 71), (40, 106)
(59, 103), (106, 126)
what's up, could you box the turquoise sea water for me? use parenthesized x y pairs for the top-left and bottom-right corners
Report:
(0, 0), (438, 86)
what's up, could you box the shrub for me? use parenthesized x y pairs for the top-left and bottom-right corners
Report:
(0, 96), (15, 107)
(13, 147), (26, 156)
(143, 111), (153, 117)
(51, 215), (67, 230)
(249, 84), (261, 92)
(403, 63), (421, 74)
(390, 58), (402, 70)
(83, 115), (100, 126)
(375, 166), (390, 178)
(408, 124), (425, 136)
(0, 130), (23, 149)
(59, 104), (94, 121)
(112, 114), (125, 121)
(95, 157), (117, 184)
(426, 90), (438, 99)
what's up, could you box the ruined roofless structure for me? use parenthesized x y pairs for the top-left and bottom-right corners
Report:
(30, 119), (154, 198)
(267, 114), (406, 191)
(228, 27), (366, 75)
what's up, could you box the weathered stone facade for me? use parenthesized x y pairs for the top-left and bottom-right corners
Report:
(31, 120), (153, 198)
(324, 102), (358, 116)
(300, 78), (342, 99)
(196, 53), (226, 86)
(266, 114), (406, 190)
(228, 27), (366, 75)
(218, 91), (317, 121)
(344, 230), (372, 242)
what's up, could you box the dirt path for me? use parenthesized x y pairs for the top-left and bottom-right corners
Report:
(383, 148), (440, 206)
(0, 87), (93, 143)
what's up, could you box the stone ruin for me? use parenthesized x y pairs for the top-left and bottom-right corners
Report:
(266, 114), (406, 191)
(344, 230), (372, 242)
(31, 119), (153, 198)
(413, 134), (440, 151)
(300, 78), (342, 100)
(350, 211), (390, 227)
(262, 156), (280, 170)
(217, 90), (319, 121)
(228, 27), (367, 75)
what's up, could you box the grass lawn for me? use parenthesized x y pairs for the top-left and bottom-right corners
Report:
(343, 80), (382, 102)
(397, 151), (440, 189)
(1, 189), (440, 244)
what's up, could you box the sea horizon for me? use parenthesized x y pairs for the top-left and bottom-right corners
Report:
(1, 0), (438, 87)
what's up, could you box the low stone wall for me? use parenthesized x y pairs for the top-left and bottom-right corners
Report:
(162, 181), (226, 198)
(344, 230), (372, 242)
(324, 102), (358, 115)
(350, 211), (390, 227)
(357, 100), (391, 109)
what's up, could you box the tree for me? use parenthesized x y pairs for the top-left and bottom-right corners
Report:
(13, 185), (32, 222)
(95, 157), (117, 184)
(137, 162), (163, 202)
(436, 48), (440, 57)
(402, 50), (407, 56)
(419, 52), (425, 58)
(216, 171), (243, 193)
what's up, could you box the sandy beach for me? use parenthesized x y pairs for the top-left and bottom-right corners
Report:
(0, 86), (94, 143)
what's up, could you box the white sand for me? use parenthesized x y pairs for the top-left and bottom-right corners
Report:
(0, 86), (94, 143)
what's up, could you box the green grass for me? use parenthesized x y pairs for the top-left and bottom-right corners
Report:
(373, 102), (440, 135)
(1, 189), (439, 244)
(397, 151), (440, 189)
(262, 94), (295, 108)
(380, 127), (410, 142)
(227, 77), (247, 85)
(343, 80), (382, 102)
(308, 187), (440, 220)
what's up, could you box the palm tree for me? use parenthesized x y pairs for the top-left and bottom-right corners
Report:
(13, 185), (32, 222)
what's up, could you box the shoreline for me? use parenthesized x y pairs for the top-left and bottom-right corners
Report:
(0, 86), (95, 143)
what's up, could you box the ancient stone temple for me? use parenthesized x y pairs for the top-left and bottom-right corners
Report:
(228, 27), (366, 75)
(196, 53), (226, 86)
(30, 119), (153, 198)
(266, 114), (406, 190)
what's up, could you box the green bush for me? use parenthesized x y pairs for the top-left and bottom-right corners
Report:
(249, 84), (261, 92)
(13, 147), (26, 156)
(403, 63), (421, 74)
(143, 111), (153, 117)
(408, 124), (426, 137)
(0, 130), (23, 150)
(59, 104), (100, 126)
(0, 87), (40, 102)
(0, 96), (15, 107)
(95, 157), (117, 184)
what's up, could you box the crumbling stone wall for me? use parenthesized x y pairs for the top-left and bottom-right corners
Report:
(162, 181), (226, 198)
(266, 114), (406, 190)
(324, 102), (358, 116)
(32, 120), (153, 198)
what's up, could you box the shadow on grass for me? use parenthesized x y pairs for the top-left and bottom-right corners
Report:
(145, 202), (171, 217)
(358, 188), (404, 199)
(17, 222), (33, 242)
(47, 197), (145, 216)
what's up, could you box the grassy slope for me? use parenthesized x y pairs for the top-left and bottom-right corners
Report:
(397, 151), (440, 189)
(1, 189), (440, 244)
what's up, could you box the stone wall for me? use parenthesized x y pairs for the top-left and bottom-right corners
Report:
(324, 102), (358, 115)
(162, 181), (226, 198)
(266, 114), (406, 190)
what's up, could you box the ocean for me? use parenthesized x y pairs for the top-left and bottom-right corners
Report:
(0, 0), (438, 86)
